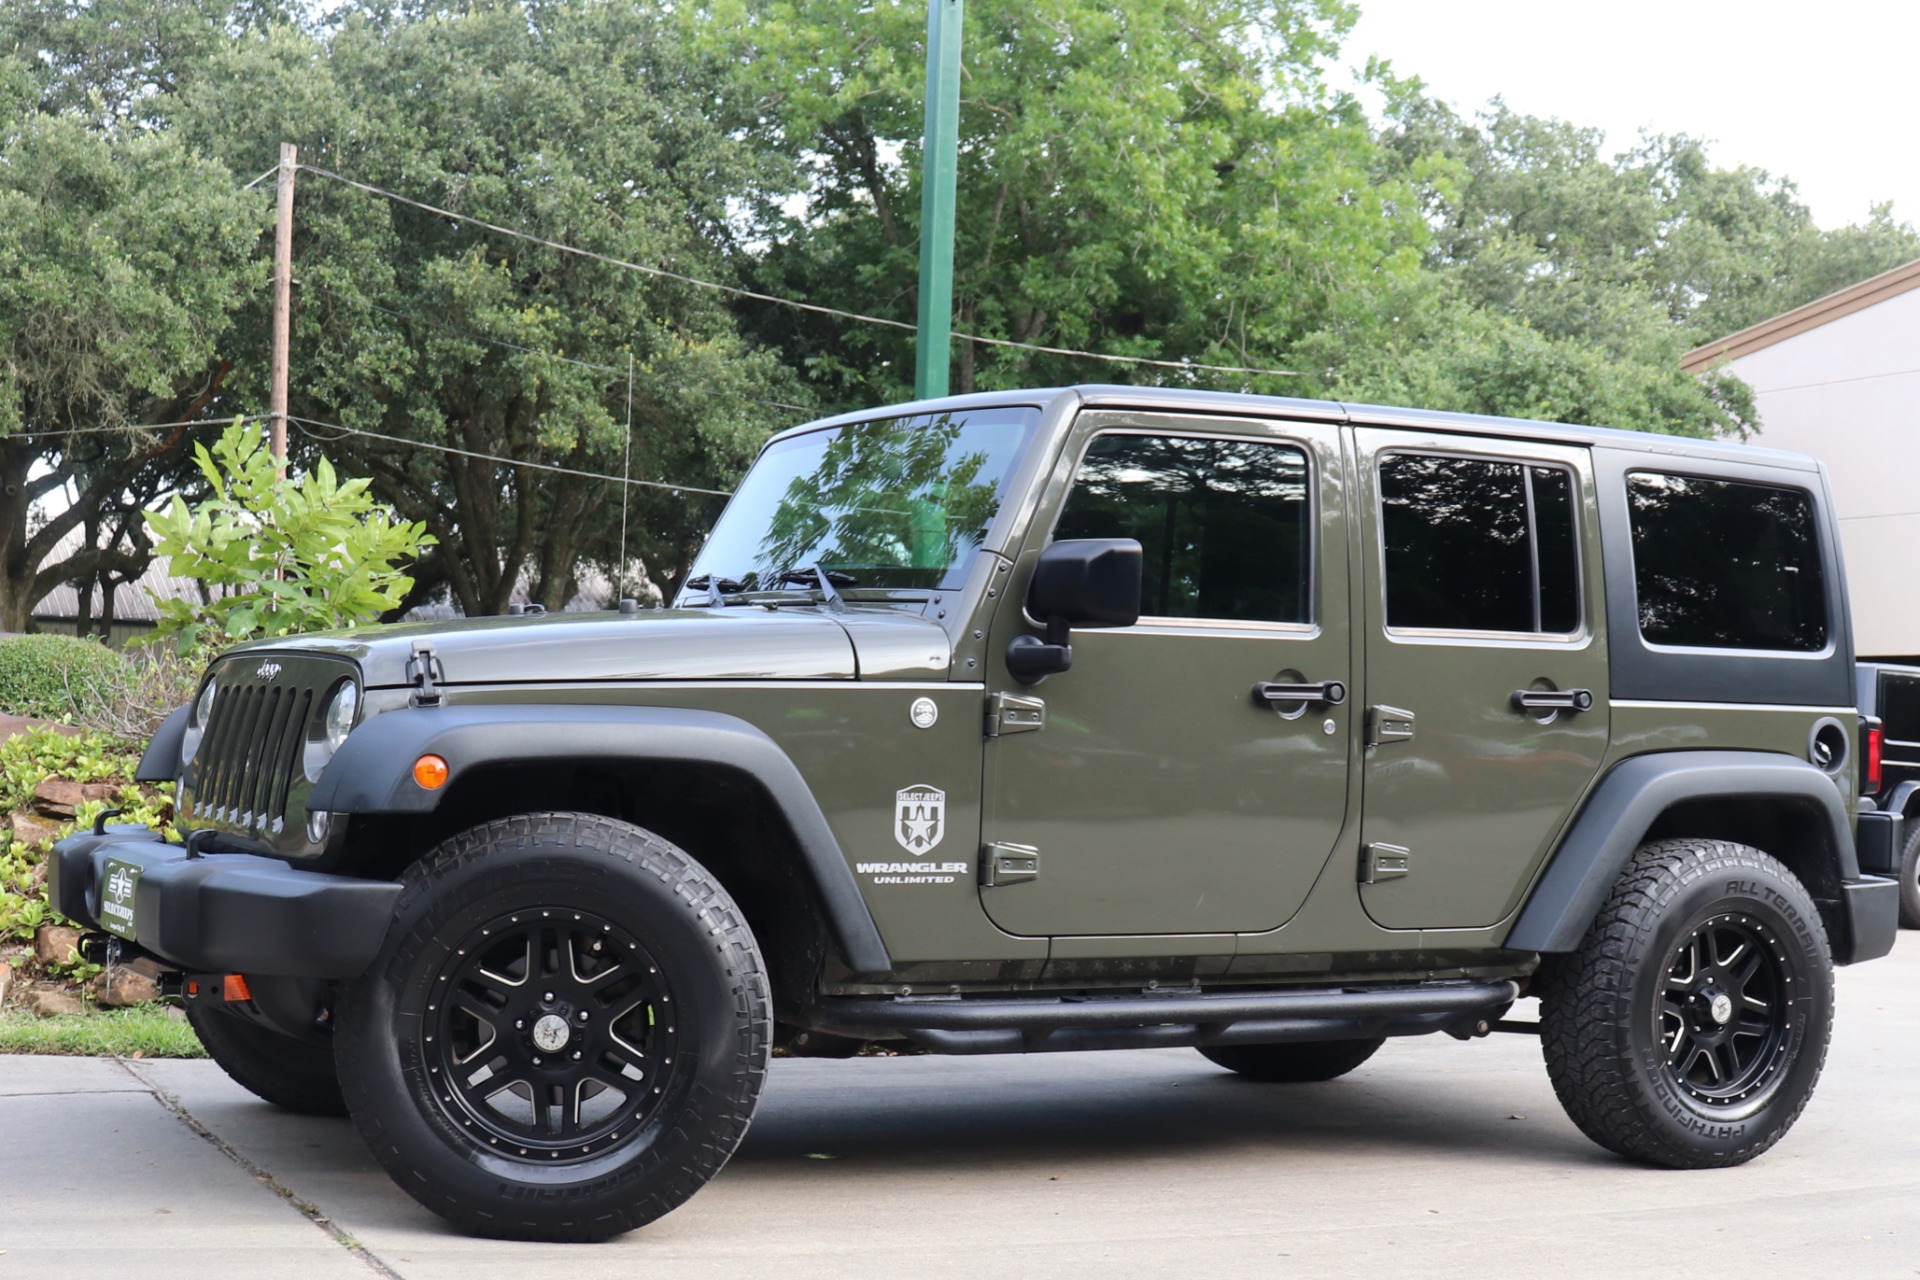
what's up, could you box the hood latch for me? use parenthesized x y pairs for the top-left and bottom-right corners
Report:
(407, 642), (446, 709)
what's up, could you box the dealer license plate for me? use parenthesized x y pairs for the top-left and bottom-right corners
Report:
(99, 857), (141, 941)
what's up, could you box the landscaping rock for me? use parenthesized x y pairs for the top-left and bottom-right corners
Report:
(30, 986), (84, 1017)
(33, 923), (82, 965)
(91, 967), (161, 1007)
(9, 811), (62, 848)
(0, 960), (12, 1005)
(30, 779), (119, 820)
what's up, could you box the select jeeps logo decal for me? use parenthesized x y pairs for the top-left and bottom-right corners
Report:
(255, 660), (282, 681)
(857, 785), (967, 885)
(894, 784), (946, 854)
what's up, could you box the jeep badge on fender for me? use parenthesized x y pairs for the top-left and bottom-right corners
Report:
(49, 385), (1900, 1241)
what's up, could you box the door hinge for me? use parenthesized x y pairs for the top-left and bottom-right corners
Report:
(1366, 705), (1415, 746)
(981, 842), (1041, 886)
(1359, 843), (1411, 884)
(986, 692), (1046, 737)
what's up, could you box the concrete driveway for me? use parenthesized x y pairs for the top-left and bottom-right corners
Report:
(4, 943), (1916, 1279)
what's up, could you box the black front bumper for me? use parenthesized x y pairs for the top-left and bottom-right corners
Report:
(50, 828), (400, 979)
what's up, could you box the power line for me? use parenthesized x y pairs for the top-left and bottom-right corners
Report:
(286, 414), (733, 496)
(295, 163), (1303, 381)
(241, 163), (282, 191)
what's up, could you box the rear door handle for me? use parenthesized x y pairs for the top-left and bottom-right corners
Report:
(1512, 688), (1595, 713)
(1253, 680), (1347, 707)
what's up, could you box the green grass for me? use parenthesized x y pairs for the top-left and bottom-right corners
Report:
(0, 1005), (207, 1057)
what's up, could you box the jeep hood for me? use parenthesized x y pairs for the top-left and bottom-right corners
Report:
(232, 605), (952, 688)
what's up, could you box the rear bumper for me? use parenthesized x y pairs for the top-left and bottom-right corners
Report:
(1839, 875), (1900, 966)
(49, 828), (399, 979)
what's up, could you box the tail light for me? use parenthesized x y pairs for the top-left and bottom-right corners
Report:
(1865, 717), (1884, 792)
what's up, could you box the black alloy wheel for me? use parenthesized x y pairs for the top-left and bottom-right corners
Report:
(336, 813), (769, 1241)
(425, 907), (680, 1162)
(1658, 914), (1789, 1108)
(1538, 838), (1833, 1169)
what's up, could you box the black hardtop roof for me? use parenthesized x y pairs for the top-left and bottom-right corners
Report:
(775, 384), (1818, 474)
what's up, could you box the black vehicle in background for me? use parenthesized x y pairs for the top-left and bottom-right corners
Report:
(1857, 661), (1920, 927)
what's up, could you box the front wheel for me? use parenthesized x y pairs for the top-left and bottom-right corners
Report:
(1537, 839), (1833, 1169)
(335, 813), (770, 1241)
(187, 1003), (347, 1116)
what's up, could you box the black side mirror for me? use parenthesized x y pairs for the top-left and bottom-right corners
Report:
(1005, 538), (1142, 684)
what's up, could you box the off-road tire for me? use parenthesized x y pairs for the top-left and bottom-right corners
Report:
(1537, 839), (1833, 1169)
(186, 1004), (347, 1117)
(1196, 1037), (1385, 1082)
(335, 813), (770, 1242)
(1897, 820), (1920, 929)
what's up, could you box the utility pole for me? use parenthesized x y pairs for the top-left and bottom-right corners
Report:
(270, 142), (297, 479)
(913, 0), (963, 401)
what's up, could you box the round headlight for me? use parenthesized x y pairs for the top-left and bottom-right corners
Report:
(181, 680), (218, 766)
(324, 683), (359, 752)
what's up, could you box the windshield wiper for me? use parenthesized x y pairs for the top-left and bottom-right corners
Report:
(777, 565), (855, 613)
(684, 574), (745, 609)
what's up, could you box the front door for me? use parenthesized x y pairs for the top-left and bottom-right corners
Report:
(980, 411), (1352, 937)
(1353, 429), (1610, 930)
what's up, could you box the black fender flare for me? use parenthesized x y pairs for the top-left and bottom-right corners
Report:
(1506, 750), (1858, 954)
(308, 704), (892, 974)
(135, 703), (191, 783)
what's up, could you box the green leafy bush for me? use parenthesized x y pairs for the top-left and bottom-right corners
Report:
(0, 634), (129, 723)
(143, 421), (434, 651)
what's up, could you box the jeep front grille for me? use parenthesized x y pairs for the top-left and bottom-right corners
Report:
(181, 653), (355, 849)
(195, 682), (313, 833)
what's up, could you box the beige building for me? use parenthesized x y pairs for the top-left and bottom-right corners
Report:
(1683, 260), (1920, 660)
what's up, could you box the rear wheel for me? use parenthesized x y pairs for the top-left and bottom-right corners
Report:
(187, 1004), (346, 1116)
(1897, 821), (1920, 929)
(336, 813), (770, 1241)
(1537, 839), (1832, 1169)
(1196, 1037), (1385, 1082)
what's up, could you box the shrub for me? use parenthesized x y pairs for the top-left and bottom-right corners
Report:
(0, 634), (129, 723)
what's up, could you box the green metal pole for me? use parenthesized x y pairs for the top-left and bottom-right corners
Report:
(914, 0), (963, 401)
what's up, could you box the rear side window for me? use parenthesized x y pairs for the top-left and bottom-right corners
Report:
(1378, 454), (1581, 634)
(1053, 433), (1311, 624)
(1627, 473), (1827, 652)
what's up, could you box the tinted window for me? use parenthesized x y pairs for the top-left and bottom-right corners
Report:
(1379, 455), (1581, 634)
(1054, 434), (1310, 624)
(1628, 473), (1827, 652)
(1879, 674), (1920, 746)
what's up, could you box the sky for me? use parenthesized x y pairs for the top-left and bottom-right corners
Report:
(1344, 0), (1920, 229)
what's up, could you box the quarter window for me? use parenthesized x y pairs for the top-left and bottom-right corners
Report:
(1627, 473), (1827, 652)
(1053, 434), (1311, 624)
(1379, 454), (1581, 634)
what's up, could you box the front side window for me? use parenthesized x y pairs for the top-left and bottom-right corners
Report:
(1627, 472), (1827, 652)
(688, 407), (1037, 590)
(1379, 454), (1581, 634)
(1053, 433), (1311, 624)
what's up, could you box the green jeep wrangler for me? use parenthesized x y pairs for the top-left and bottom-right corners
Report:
(52, 386), (1902, 1240)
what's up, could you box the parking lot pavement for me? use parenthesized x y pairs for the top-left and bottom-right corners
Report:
(6, 942), (1918, 1280)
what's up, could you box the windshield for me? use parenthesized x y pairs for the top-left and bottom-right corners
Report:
(686, 407), (1038, 592)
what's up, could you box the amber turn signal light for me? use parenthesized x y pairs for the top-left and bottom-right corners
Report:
(412, 753), (451, 790)
(222, 974), (252, 1003)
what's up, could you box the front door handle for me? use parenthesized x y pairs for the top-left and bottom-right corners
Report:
(1512, 688), (1595, 714)
(1253, 679), (1347, 708)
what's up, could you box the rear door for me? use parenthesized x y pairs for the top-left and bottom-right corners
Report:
(1353, 429), (1610, 930)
